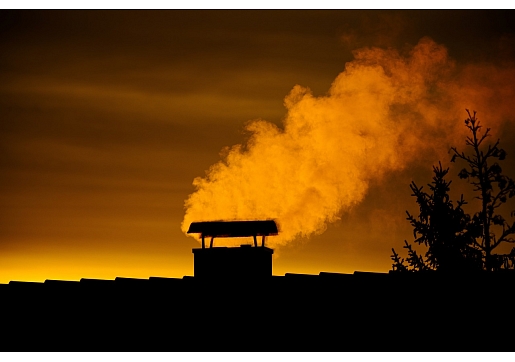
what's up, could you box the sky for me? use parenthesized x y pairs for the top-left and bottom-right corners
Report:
(1, 10), (515, 283)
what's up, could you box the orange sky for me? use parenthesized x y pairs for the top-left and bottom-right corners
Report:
(1, 10), (515, 283)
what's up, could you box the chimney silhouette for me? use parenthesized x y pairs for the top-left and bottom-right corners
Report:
(187, 220), (278, 279)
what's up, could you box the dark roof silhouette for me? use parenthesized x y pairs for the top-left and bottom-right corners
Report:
(3, 270), (511, 351)
(187, 220), (278, 238)
(4, 269), (515, 351)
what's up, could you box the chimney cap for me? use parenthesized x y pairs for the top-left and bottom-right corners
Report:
(187, 220), (278, 238)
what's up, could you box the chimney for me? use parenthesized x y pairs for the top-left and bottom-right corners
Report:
(187, 220), (277, 279)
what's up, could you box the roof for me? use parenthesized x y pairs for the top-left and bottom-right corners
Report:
(187, 220), (278, 238)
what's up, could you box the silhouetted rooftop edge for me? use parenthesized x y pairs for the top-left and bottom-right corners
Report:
(4, 269), (515, 285)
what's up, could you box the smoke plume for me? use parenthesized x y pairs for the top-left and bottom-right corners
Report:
(182, 37), (515, 247)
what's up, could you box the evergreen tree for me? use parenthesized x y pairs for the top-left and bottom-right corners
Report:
(450, 110), (515, 271)
(391, 163), (481, 272)
(392, 110), (515, 272)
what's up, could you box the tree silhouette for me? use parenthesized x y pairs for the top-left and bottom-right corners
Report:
(392, 110), (515, 273)
(391, 163), (481, 273)
(450, 110), (515, 271)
